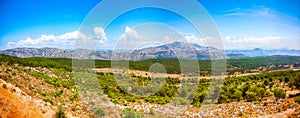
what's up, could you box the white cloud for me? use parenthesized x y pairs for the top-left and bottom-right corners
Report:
(224, 6), (273, 17)
(6, 26), (109, 49)
(93, 27), (107, 40)
(115, 26), (144, 50)
(121, 26), (141, 41)
(184, 34), (207, 46)
(163, 33), (207, 46)
(224, 36), (281, 49)
(7, 31), (87, 49)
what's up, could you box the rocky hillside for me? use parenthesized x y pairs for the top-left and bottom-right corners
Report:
(1, 42), (234, 60)
(0, 54), (300, 117)
(0, 79), (55, 118)
(0, 63), (94, 117)
(226, 48), (300, 57)
(2, 42), (300, 60)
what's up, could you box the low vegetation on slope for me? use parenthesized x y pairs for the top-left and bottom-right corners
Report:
(94, 70), (300, 106)
(2, 54), (299, 75)
(0, 54), (300, 117)
(0, 55), (96, 117)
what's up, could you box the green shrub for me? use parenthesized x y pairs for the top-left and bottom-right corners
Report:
(238, 112), (243, 116)
(265, 91), (271, 97)
(203, 99), (213, 104)
(111, 99), (119, 104)
(246, 91), (258, 102)
(41, 92), (47, 96)
(273, 88), (286, 100)
(70, 92), (79, 100)
(263, 102), (268, 106)
(233, 90), (243, 101)
(53, 90), (63, 98)
(149, 109), (155, 115)
(296, 96), (300, 103)
(2, 84), (7, 88)
(44, 98), (54, 105)
(277, 108), (281, 112)
(56, 105), (65, 118)
(94, 107), (105, 116)
(124, 109), (142, 118)
(257, 88), (266, 99)
(226, 99), (231, 103)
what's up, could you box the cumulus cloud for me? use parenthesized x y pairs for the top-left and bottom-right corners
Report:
(184, 34), (207, 46)
(115, 26), (144, 50)
(7, 26), (108, 49)
(7, 31), (88, 49)
(120, 26), (141, 41)
(163, 33), (207, 46)
(93, 27), (107, 40)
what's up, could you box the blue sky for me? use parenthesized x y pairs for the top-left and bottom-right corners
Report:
(0, 0), (299, 50)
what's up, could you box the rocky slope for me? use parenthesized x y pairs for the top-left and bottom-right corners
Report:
(2, 42), (300, 60)
(0, 42), (231, 60)
(1, 63), (299, 117)
(0, 63), (93, 117)
(0, 79), (55, 118)
(226, 48), (300, 57)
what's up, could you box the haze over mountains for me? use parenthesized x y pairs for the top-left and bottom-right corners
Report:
(1, 42), (300, 60)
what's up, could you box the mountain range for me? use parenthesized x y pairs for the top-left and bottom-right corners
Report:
(1, 41), (299, 60)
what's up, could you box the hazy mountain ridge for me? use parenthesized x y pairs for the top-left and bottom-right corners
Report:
(226, 48), (300, 57)
(1, 42), (299, 60)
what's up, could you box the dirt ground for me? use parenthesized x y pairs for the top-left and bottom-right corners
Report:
(0, 79), (55, 118)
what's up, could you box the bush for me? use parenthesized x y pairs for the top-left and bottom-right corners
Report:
(42, 92), (47, 96)
(94, 107), (105, 116)
(111, 99), (119, 104)
(53, 90), (63, 98)
(226, 99), (231, 103)
(2, 84), (7, 88)
(295, 73), (300, 89)
(238, 112), (243, 116)
(56, 105), (65, 118)
(124, 109), (142, 118)
(273, 88), (286, 101)
(265, 91), (271, 97)
(149, 109), (155, 115)
(233, 90), (243, 101)
(296, 96), (300, 103)
(70, 92), (79, 100)
(44, 98), (54, 105)
(203, 99), (213, 104)
(257, 88), (266, 99)
(277, 108), (281, 112)
(263, 102), (268, 106)
(246, 91), (258, 102)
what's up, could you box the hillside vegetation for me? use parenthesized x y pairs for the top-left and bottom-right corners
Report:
(3, 54), (299, 74)
(0, 54), (300, 117)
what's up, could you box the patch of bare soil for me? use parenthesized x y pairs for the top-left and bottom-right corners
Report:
(0, 79), (55, 118)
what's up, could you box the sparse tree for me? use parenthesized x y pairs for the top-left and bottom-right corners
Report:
(257, 88), (266, 99)
(273, 88), (286, 102)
